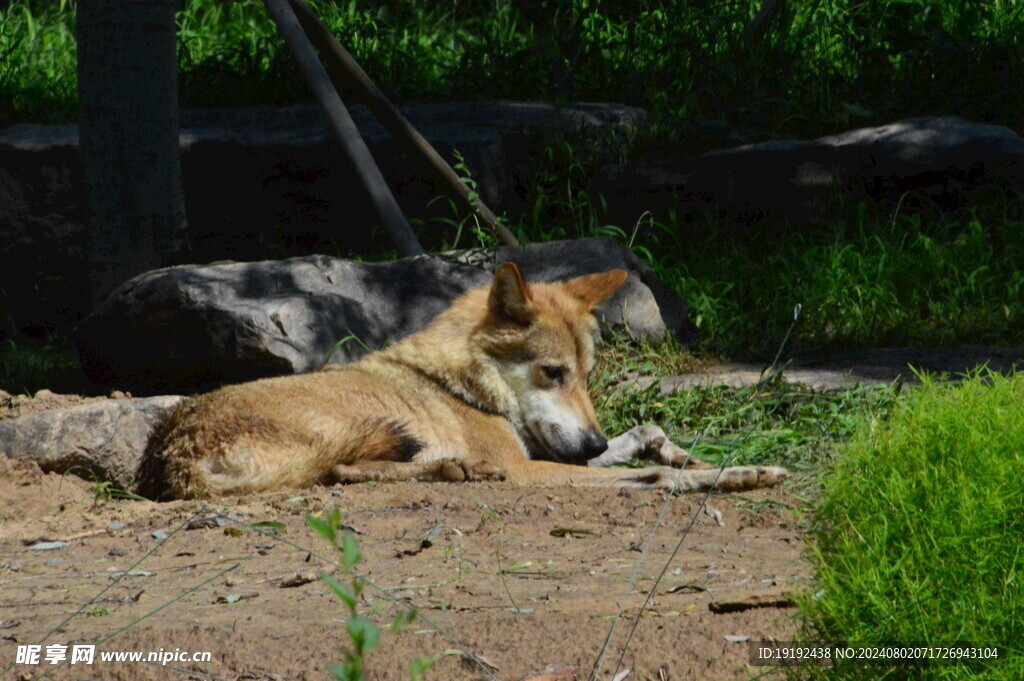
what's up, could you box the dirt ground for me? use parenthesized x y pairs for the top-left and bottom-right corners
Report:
(0, 454), (804, 681)
(5, 345), (1023, 680)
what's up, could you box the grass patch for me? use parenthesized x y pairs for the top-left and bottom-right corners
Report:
(592, 334), (903, 480)
(662, 206), (1024, 359)
(3, 0), (1022, 144)
(593, 330), (705, 386)
(0, 337), (83, 396)
(795, 370), (1024, 680)
(509, 157), (1024, 359)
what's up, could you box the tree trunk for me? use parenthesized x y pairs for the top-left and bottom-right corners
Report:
(77, 0), (186, 307)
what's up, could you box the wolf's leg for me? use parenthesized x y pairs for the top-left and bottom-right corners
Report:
(616, 464), (786, 492)
(330, 459), (506, 484)
(587, 424), (711, 469)
(505, 459), (785, 492)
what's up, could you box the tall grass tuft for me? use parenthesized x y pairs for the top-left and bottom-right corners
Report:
(796, 370), (1024, 680)
(659, 207), (1024, 359)
(3, 0), (1023, 138)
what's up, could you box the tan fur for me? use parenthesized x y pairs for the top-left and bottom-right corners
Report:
(139, 264), (786, 499)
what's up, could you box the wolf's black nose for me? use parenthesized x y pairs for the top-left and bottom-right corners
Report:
(582, 431), (608, 458)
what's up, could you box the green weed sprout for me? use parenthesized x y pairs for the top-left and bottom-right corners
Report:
(306, 508), (439, 681)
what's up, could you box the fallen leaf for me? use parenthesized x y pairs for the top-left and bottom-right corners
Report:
(280, 572), (317, 588)
(250, 521), (286, 533)
(216, 592), (259, 604)
(709, 593), (795, 613)
(421, 525), (444, 548)
(550, 528), (599, 538)
(665, 584), (707, 594)
(650, 605), (695, 617)
(465, 652), (500, 671)
(26, 541), (70, 551)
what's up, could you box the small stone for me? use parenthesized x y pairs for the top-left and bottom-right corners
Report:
(151, 530), (168, 540)
(108, 521), (126, 531)
(27, 541), (70, 551)
(108, 547), (129, 557)
(186, 516), (226, 530)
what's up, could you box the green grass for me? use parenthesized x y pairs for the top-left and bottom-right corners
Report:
(3, 0), (1022, 145)
(591, 334), (904, 479)
(794, 370), (1024, 680)
(3, 0), (1022, 386)
(4, 198), (1021, 396)
(0, 337), (82, 396)
(505, 148), (1024, 360)
(662, 207), (1024, 359)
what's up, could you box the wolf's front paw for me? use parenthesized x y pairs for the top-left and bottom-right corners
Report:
(717, 465), (788, 491)
(634, 464), (788, 493)
(754, 465), (788, 487)
(437, 459), (506, 482)
(655, 439), (713, 469)
(626, 466), (693, 492)
(461, 460), (506, 482)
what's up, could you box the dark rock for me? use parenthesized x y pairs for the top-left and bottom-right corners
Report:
(77, 238), (691, 394)
(593, 116), (1024, 227)
(488, 238), (691, 340)
(0, 101), (643, 338)
(0, 396), (185, 488)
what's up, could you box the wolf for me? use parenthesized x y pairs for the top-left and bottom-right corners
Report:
(138, 263), (786, 499)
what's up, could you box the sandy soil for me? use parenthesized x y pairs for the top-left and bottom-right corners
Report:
(7, 344), (1021, 680)
(0, 454), (805, 681)
(0, 388), (111, 419)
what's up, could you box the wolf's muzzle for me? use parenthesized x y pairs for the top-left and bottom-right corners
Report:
(582, 431), (608, 459)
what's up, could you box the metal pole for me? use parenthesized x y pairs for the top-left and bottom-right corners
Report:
(262, 0), (424, 256)
(286, 0), (521, 248)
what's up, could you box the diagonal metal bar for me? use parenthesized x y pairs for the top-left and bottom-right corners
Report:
(262, 0), (424, 256)
(286, 0), (520, 248)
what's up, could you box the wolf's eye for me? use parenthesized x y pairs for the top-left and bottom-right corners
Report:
(540, 365), (567, 384)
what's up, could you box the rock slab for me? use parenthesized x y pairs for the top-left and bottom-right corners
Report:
(0, 101), (644, 338)
(77, 238), (692, 395)
(594, 116), (1024, 225)
(0, 396), (184, 489)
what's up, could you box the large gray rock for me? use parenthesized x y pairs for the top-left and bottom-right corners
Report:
(0, 396), (184, 489)
(0, 101), (644, 338)
(593, 116), (1024, 226)
(77, 238), (692, 395)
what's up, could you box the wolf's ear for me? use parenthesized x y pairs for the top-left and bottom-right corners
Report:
(564, 269), (628, 309)
(488, 263), (536, 324)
